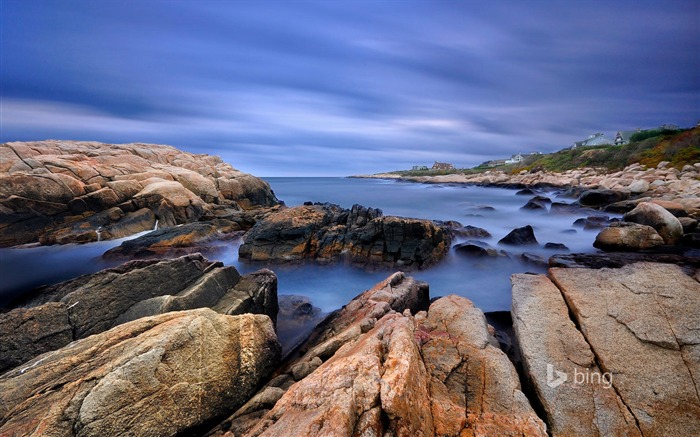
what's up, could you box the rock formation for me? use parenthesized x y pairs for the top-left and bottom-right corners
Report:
(0, 141), (279, 247)
(239, 203), (451, 269)
(498, 224), (539, 246)
(513, 263), (700, 436)
(0, 254), (278, 373)
(0, 309), (280, 437)
(207, 274), (546, 436)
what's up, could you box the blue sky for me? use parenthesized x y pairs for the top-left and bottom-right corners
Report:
(2, 0), (698, 176)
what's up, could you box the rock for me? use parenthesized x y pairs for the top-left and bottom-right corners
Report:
(512, 274), (642, 436)
(679, 217), (699, 233)
(578, 189), (630, 207)
(239, 203), (451, 269)
(0, 254), (278, 372)
(549, 201), (579, 214)
(498, 225), (539, 246)
(657, 160), (670, 169)
(102, 220), (241, 260)
(455, 242), (490, 257)
(452, 224), (492, 239)
(0, 141), (279, 247)
(227, 295), (546, 437)
(681, 233), (700, 248)
(0, 309), (280, 436)
(520, 252), (547, 267)
(521, 198), (548, 211)
(548, 263), (700, 436)
(623, 202), (684, 245)
(544, 242), (569, 251)
(549, 251), (700, 274)
(516, 188), (536, 195)
(628, 179), (650, 193)
(572, 215), (615, 230)
(275, 295), (325, 355)
(593, 222), (665, 251)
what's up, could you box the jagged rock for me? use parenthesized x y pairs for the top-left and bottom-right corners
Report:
(623, 202), (683, 245)
(0, 254), (277, 373)
(578, 189), (629, 207)
(0, 141), (278, 247)
(498, 225), (539, 246)
(512, 274), (641, 436)
(238, 204), (451, 269)
(593, 222), (665, 251)
(549, 263), (700, 436)
(220, 294), (545, 437)
(0, 309), (280, 436)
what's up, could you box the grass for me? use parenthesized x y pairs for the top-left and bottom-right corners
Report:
(385, 127), (699, 176)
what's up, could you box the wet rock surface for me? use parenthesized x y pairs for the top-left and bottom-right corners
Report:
(0, 254), (278, 373)
(0, 309), (281, 437)
(239, 203), (451, 269)
(498, 224), (539, 246)
(0, 141), (279, 247)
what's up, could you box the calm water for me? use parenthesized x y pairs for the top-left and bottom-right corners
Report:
(0, 178), (609, 312)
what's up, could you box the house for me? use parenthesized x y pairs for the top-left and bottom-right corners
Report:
(505, 153), (524, 165)
(572, 133), (614, 149)
(614, 129), (639, 145)
(411, 165), (429, 171)
(432, 161), (455, 171)
(480, 159), (507, 168)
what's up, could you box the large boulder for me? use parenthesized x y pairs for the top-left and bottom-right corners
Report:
(210, 283), (546, 436)
(547, 263), (700, 436)
(623, 202), (684, 244)
(0, 141), (279, 247)
(593, 222), (665, 251)
(0, 254), (278, 373)
(239, 203), (451, 269)
(0, 309), (280, 436)
(512, 274), (641, 436)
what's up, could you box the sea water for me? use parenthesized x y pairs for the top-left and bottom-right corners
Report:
(0, 178), (610, 312)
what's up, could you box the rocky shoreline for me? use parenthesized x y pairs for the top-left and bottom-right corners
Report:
(1, 140), (699, 436)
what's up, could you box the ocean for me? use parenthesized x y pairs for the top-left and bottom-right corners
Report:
(0, 177), (609, 312)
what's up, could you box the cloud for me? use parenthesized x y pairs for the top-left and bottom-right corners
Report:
(2, 0), (698, 176)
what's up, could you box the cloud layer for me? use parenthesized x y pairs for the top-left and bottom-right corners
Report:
(2, 0), (698, 176)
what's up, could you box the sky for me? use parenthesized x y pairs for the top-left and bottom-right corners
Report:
(2, 0), (699, 176)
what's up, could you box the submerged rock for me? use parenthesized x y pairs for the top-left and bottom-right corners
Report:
(0, 309), (280, 436)
(0, 254), (278, 373)
(578, 189), (629, 208)
(238, 203), (451, 269)
(498, 225), (539, 246)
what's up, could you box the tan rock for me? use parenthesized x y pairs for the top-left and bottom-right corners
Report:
(550, 263), (700, 436)
(623, 202), (683, 244)
(512, 274), (641, 436)
(593, 222), (664, 251)
(0, 309), (280, 437)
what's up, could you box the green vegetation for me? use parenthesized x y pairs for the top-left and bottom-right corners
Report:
(385, 127), (698, 176)
(517, 127), (698, 172)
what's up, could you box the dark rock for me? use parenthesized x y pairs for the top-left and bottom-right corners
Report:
(520, 199), (547, 211)
(578, 189), (630, 207)
(681, 233), (700, 248)
(475, 205), (496, 211)
(498, 225), (539, 246)
(549, 251), (700, 275)
(454, 242), (490, 257)
(572, 215), (615, 230)
(453, 225), (492, 239)
(276, 295), (324, 356)
(679, 217), (699, 234)
(239, 204), (451, 269)
(0, 254), (278, 373)
(515, 188), (535, 196)
(520, 252), (547, 267)
(561, 229), (578, 234)
(550, 202), (580, 214)
(544, 242), (569, 251)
